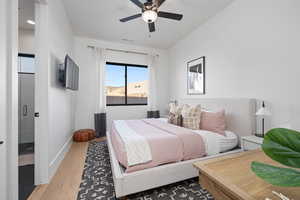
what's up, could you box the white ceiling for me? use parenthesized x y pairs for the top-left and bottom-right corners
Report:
(62, 0), (233, 49)
(18, 0), (35, 30)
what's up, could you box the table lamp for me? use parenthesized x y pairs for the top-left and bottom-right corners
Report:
(256, 101), (271, 137)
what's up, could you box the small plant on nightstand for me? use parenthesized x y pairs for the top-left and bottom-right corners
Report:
(251, 128), (300, 199)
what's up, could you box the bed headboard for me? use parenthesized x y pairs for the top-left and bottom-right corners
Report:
(178, 98), (256, 146)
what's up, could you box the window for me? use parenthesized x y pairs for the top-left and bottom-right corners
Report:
(18, 54), (35, 73)
(106, 62), (148, 106)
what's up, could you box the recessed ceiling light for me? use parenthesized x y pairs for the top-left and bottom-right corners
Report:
(27, 20), (35, 25)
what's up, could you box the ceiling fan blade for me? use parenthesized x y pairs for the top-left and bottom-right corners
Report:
(156, 0), (166, 7)
(148, 22), (155, 32)
(120, 14), (142, 22)
(158, 11), (183, 20)
(129, 0), (144, 8)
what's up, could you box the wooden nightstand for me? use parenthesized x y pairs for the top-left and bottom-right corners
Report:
(241, 136), (263, 151)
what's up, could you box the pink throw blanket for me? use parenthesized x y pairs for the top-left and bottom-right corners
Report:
(111, 119), (206, 173)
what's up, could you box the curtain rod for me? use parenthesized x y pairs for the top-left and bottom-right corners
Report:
(87, 45), (159, 57)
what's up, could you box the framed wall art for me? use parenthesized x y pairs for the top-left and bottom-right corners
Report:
(187, 56), (205, 95)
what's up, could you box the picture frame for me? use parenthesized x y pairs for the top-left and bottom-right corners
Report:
(187, 56), (205, 95)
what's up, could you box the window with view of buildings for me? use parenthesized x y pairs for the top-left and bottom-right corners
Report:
(106, 62), (148, 106)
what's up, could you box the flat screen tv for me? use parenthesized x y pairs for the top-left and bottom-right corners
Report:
(59, 55), (79, 90)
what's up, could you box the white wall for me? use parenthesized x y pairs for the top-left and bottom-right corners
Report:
(47, 0), (75, 179)
(169, 0), (300, 132)
(73, 37), (170, 130)
(18, 28), (35, 54)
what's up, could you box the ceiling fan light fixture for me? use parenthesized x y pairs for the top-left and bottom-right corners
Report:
(142, 10), (157, 23)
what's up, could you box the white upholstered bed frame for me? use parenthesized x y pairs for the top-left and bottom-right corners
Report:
(107, 98), (256, 198)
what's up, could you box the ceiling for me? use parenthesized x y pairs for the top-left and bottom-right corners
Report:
(62, 0), (233, 49)
(18, 0), (35, 30)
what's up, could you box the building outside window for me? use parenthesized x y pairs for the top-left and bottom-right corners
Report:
(106, 62), (148, 106)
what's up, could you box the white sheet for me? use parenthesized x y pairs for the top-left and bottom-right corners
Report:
(219, 131), (239, 152)
(192, 130), (238, 155)
(113, 120), (152, 167)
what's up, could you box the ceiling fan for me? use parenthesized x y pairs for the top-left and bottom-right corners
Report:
(120, 0), (183, 33)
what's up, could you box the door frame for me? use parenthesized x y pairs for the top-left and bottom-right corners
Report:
(0, 1), (8, 199)
(1, 0), (19, 199)
(34, 0), (50, 185)
(3, 0), (51, 198)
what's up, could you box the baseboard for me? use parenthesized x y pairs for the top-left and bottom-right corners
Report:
(48, 136), (73, 180)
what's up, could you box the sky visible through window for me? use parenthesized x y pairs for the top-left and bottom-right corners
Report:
(18, 56), (35, 73)
(106, 64), (148, 87)
(106, 63), (148, 105)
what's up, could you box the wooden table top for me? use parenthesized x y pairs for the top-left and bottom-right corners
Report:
(193, 150), (300, 200)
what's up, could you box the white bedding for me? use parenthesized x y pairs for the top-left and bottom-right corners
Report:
(192, 130), (238, 155)
(113, 120), (152, 166)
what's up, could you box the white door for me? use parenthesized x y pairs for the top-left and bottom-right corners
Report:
(1, 0), (18, 199)
(0, 123), (7, 200)
(0, 0), (8, 198)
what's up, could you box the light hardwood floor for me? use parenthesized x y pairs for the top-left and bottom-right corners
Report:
(28, 138), (106, 200)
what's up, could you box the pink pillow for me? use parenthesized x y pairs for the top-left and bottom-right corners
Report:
(200, 110), (226, 136)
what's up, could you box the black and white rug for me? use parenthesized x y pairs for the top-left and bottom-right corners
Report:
(77, 141), (214, 200)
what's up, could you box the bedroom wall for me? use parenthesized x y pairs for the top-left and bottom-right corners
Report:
(47, 0), (75, 179)
(18, 28), (35, 54)
(73, 37), (170, 130)
(169, 0), (300, 132)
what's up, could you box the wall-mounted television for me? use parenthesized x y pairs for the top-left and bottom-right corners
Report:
(59, 55), (79, 91)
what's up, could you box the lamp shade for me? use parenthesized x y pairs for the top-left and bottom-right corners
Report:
(256, 107), (271, 116)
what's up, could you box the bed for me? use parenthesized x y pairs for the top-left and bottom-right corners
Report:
(107, 98), (256, 198)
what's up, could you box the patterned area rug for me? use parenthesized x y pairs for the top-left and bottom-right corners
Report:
(77, 141), (214, 200)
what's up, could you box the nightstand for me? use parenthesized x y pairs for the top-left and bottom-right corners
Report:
(241, 136), (263, 151)
(147, 110), (160, 118)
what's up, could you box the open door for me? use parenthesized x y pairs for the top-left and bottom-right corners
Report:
(0, 1), (9, 199)
(1, 0), (19, 199)
(0, 113), (7, 200)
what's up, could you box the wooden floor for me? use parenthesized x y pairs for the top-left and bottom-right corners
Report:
(28, 138), (106, 200)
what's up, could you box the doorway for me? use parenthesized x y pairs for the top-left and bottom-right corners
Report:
(18, 54), (35, 200)
(18, 0), (36, 199)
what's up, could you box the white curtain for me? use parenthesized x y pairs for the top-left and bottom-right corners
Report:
(147, 54), (158, 111)
(92, 47), (107, 113)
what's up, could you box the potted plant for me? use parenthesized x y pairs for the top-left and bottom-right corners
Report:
(251, 128), (300, 199)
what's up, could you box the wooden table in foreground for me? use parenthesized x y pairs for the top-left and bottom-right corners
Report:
(193, 150), (300, 200)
